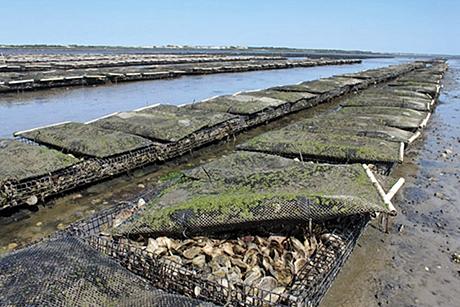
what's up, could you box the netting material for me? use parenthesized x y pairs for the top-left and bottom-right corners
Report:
(1, 116), (244, 209)
(320, 113), (423, 131)
(0, 60), (448, 307)
(235, 64), (448, 170)
(85, 213), (370, 307)
(337, 106), (428, 122)
(188, 94), (289, 115)
(242, 89), (317, 103)
(284, 118), (415, 144)
(0, 237), (211, 306)
(340, 95), (431, 111)
(0, 58), (362, 93)
(237, 128), (402, 166)
(0, 61), (426, 211)
(92, 104), (239, 143)
(0, 139), (77, 181)
(114, 152), (386, 237)
(17, 122), (154, 158)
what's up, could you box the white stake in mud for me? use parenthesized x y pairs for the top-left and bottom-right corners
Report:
(408, 131), (421, 144)
(420, 112), (432, 128)
(399, 142), (405, 163)
(362, 164), (397, 216)
(386, 178), (406, 201)
(435, 84), (441, 97)
(363, 164), (402, 232)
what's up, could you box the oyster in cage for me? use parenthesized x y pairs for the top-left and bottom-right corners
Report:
(138, 228), (346, 302)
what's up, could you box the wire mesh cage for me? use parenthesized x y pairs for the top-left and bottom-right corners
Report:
(0, 116), (245, 210)
(0, 236), (216, 307)
(83, 214), (369, 307)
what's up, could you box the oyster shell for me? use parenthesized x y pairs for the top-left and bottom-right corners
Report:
(183, 246), (202, 259)
(137, 224), (325, 302)
(192, 254), (206, 268)
(244, 266), (263, 285)
(294, 258), (307, 274)
(257, 276), (278, 292)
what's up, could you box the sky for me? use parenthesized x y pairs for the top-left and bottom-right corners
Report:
(0, 0), (458, 55)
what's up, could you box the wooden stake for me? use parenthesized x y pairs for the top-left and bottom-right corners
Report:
(420, 112), (432, 128)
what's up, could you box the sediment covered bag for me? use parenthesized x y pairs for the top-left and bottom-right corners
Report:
(0, 237), (211, 306)
(115, 152), (388, 236)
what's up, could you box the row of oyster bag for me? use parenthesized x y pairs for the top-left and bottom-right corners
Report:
(114, 151), (389, 236)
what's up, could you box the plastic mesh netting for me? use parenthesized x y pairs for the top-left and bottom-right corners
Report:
(114, 152), (386, 237)
(340, 94), (431, 111)
(84, 211), (370, 307)
(0, 237), (212, 306)
(237, 128), (402, 168)
(283, 118), (415, 144)
(188, 94), (288, 115)
(0, 139), (78, 181)
(0, 60), (448, 307)
(91, 104), (239, 143)
(16, 122), (153, 158)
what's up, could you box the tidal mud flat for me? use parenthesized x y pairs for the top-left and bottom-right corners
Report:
(323, 60), (460, 307)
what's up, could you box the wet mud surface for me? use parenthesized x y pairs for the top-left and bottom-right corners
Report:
(322, 60), (460, 306)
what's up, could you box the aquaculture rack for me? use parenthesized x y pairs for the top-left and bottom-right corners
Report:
(86, 216), (369, 306)
(52, 190), (370, 307)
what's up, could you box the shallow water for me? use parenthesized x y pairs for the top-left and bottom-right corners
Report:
(0, 58), (410, 138)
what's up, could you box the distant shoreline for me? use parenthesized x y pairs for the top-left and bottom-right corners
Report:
(0, 45), (392, 59)
(1, 44), (456, 59)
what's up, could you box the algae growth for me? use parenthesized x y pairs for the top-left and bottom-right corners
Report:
(92, 104), (237, 142)
(0, 139), (78, 181)
(16, 122), (153, 158)
(238, 128), (402, 164)
(116, 152), (387, 236)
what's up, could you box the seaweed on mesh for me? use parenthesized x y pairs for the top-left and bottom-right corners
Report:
(341, 95), (431, 111)
(92, 105), (238, 143)
(188, 94), (288, 115)
(0, 139), (78, 181)
(283, 117), (415, 143)
(113, 152), (387, 237)
(16, 122), (153, 158)
(237, 128), (402, 165)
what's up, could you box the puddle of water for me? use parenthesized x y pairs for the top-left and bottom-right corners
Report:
(322, 60), (460, 307)
(0, 58), (411, 138)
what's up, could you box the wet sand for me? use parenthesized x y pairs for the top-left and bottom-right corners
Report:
(322, 60), (460, 306)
